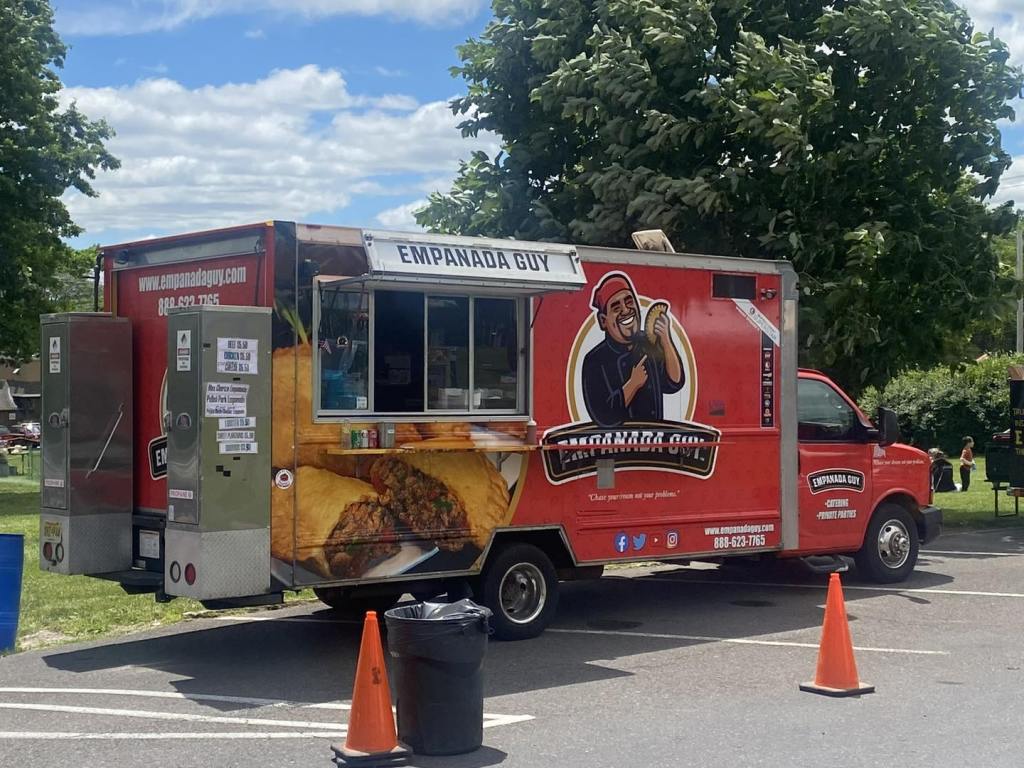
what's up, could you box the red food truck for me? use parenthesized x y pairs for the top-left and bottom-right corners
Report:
(38, 222), (940, 639)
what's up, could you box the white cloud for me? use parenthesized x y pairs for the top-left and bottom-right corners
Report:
(59, 66), (495, 237)
(992, 153), (1024, 207)
(374, 200), (428, 230)
(244, 29), (266, 39)
(374, 66), (405, 78)
(961, 2), (1024, 62)
(57, 0), (485, 35)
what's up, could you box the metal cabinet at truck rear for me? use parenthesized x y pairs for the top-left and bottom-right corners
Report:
(39, 313), (133, 575)
(164, 305), (272, 601)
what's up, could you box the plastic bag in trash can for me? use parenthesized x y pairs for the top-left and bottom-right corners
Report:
(418, 598), (492, 622)
(385, 599), (492, 661)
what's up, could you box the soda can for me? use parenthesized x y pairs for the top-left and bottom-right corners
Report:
(368, 428), (378, 448)
(360, 429), (369, 448)
(351, 430), (360, 449)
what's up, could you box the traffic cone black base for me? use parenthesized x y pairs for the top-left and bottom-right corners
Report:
(331, 742), (409, 767)
(798, 681), (875, 698)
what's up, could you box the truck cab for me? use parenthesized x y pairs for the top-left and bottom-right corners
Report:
(796, 369), (939, 582)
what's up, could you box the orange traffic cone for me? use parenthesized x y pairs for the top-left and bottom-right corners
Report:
(331, 611), (409, 766)
(799, 573), (875, 697)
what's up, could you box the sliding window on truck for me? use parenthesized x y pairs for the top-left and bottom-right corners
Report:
(314, 284), (527, 418)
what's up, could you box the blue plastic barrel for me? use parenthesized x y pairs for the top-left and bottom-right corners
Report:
(0, 533), (24, 654)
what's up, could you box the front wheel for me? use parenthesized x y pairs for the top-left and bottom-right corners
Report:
(481, 544), (559, 641)
(855, 503), (919, 583)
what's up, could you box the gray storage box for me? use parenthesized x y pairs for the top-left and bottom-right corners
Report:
(164, 305), (272, 600)
(39, 313), (133, 575)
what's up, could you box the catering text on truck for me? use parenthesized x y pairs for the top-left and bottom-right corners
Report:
(39, 222), (941, 639)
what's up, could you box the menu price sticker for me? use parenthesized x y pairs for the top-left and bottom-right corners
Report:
(219, 441), (259, 455)
(218, 417), (255, 429)
(204, 382), (249, 417)
(216, 430), (256, 442)
(216, 337), (258, 375)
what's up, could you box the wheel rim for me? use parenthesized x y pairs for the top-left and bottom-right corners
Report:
(498, 562), (546, 625)
(877, 519), (911, 569)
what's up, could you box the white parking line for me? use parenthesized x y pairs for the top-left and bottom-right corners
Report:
(548, 628), (946, 655)
(923, 549), (1024, 557)
(0, 688), (533, 738)
(636, 576), (1024, 599)
(0, 703), (343, 731)
(482, 714), (535, 729)
(0, 732), (344, 740)
(0, 687), (351, 711)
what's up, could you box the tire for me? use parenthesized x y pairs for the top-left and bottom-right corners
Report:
(481, 543), (559, 641)
(313, 587), (398, 618)
(855, 503), (919, 583)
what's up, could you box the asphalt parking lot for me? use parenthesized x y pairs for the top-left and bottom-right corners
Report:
(3, 527), (1024, 768)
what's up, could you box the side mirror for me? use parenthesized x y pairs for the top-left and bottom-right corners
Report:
(877, 406), (900, 447)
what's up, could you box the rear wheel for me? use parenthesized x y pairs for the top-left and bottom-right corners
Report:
(481, 543), (558, 641)
(855, 503), (919, 583)
(313, 587), (398, 618)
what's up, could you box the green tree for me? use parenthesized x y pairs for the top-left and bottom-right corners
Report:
(419, 0), (1023, 392)
(964, 227), (1019, 356)
(0, 0), (118, 360)
(859, 353), (1023, 452)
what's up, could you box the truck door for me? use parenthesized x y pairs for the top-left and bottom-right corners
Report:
(796, 377), (873, 551)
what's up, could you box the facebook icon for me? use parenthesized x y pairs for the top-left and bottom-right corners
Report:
(614, 532), (628, 554)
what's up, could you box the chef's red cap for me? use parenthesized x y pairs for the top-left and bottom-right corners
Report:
(591, 274), (635, 312)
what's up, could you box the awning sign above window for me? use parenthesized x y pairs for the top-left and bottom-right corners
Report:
(359, 230), (586, 292)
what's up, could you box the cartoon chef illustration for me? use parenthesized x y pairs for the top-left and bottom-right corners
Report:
(582, 272), (684, 427)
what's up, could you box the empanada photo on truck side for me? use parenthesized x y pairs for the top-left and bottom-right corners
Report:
(286, 466), (400, 579)
(369, 452), (511, 551)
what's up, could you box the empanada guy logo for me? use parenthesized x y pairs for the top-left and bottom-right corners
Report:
(542, 271), (720, 484)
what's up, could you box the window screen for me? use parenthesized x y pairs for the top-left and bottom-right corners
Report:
(427, 296), (470, 410)
(316, 287), (523, 415)
(474, 297), (519, 410)
(374, 291), (425, 413)
(318, 290), (369, 411)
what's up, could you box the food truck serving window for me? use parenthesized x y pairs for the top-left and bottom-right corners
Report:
(315, 286), (525, 416)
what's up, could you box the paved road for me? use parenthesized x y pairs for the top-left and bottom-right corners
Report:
(3, 527), (1024, 767)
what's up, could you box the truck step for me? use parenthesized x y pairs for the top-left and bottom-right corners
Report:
(93, 569), (163, 594)
(800, 555), (853, 575)
(200, 593), (284, 610)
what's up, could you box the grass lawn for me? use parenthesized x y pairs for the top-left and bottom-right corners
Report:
(0, 476), (205, 653)
(933, 456), (1024, 529)
(1, 471), (315, 654)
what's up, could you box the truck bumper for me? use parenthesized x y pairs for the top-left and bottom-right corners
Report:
(919, 505), (942, 545)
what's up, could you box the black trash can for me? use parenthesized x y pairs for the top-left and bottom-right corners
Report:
(384, 599), (492, 756)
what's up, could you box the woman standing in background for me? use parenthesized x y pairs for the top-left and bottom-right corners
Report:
(960, 436), (976, 492)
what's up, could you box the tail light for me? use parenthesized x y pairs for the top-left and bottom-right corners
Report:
(184, 563), (197, 585)
(43, 542), (53, 561)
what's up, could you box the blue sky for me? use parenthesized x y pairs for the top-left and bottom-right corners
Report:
(49, 0), (1024, 247)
